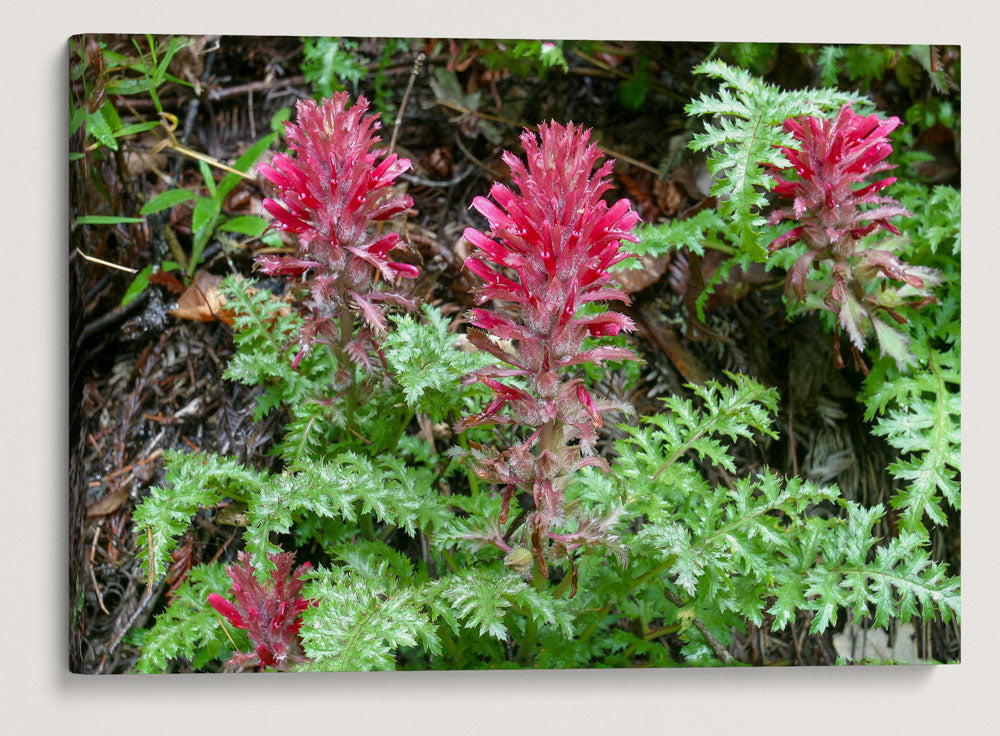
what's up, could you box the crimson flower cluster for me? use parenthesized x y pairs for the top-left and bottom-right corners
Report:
(207, 551), (313, 671)
(458, 122), (639, 580)
(768, 104), (939, 371)
(257, 93), (417, 372)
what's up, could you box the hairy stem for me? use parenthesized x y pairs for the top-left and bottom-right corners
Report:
(338, 300), (358, 431)
(389, 409), (415, 453)
(456, 428), (480, 498)
(516, 562), (547, 666)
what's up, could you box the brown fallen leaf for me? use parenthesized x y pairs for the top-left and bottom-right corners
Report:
(170, 270), (234, 325)
(634, 304), (711, 385)
(86, 488), (130, 518)
(653, 178), (686, 219)
(614, 253), (670, 294)
(149, 269), (186, 295)
(169, 35), (212, 93)
(170, 272), (293, 327)
(617, 170), (657, 222)
(125, 131), (170, 177)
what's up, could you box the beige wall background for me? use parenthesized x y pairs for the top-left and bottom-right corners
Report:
(5, 1), (994, 732)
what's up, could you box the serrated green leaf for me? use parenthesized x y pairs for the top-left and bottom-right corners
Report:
(383, 304), (492, 417)
(85, 107), (118, 150)
(298, 564), (438, 671)
(302, 37), (368, 97)
(866, 347), (960, 535)
(133, 562), (241, 673)
(133, 451), (265, 579)
(871, 317), (914, 371)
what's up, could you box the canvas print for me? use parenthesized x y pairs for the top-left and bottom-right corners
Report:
(69, 36), (961, 673)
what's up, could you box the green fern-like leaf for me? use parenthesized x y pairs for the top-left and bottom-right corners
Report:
(383, 303), (492, 418)
(133, 451), (266, 579)
(301, 37), (368, 97)
(244, 452), (450, 571)
(609, 369), (959, 650)
(803, 504), (961, 632)
(868, 348), (961, 533)
(630, 213), (794, 322)
(243, 463), (358, 569)
(629, 208), (729, 260)
(632, 471), (959, 638)
(221, 276), (338, 420)
(686, 59), (865, 260)
(637, 472), (838, 617)
(425, 567), (574, 641)
(615, 372), (779, 513)
(861, 181), (960, 531)
(721, 43), (778, 76)
(816, 46), (846, 86)
(133, 562), (246, 673)
(334, 539), (418, 582)
(915, 185), (961, 257)
(279, 399), (341, 465)
(297, 564), (439, 671)
(373, 454), (451, 531)
(839, 45), (897, 89)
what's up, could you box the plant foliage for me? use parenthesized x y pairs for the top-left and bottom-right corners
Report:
(862, 182), (961, 536)
(301, 37), (368, 97)
(134, 562), (245, 673)
(686, 59), (865, 260)
(133, 451), (265, 579)
(127, 70), (960, 673)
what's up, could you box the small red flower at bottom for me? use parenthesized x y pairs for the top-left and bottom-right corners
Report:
(207, 551), (313, 671)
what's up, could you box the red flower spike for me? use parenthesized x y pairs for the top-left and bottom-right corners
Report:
(767, 104), (939, 368)
(457, 121), (640, 577)
(206, 551), (313, 672)
(256, 93), (418, 368)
